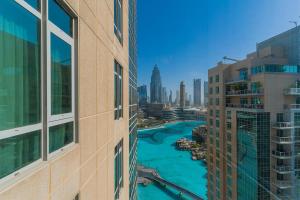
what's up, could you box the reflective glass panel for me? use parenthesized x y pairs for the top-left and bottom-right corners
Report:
(49, 122), (73, 153)
(0, 0), (41, 131)
(51, 33), (72, 115)
(25, 0), (40, 10)
(49, 0), (73, 36)
(0, 131), (41, 179)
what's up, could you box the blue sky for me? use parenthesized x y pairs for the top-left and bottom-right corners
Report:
(137, 0), (300, 96)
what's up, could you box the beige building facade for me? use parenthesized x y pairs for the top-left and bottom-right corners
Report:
(0, 0), (137, 200)
(208, 27), (300, 200)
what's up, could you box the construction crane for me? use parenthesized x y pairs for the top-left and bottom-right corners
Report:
(223, 56), (240, 62)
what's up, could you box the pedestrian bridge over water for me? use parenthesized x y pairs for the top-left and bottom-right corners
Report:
(138, 166), (204, 200)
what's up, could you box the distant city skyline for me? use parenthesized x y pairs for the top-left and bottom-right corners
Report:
(137, 0), (300, 95)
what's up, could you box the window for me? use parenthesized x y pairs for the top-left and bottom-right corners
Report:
(114, 61), (123, 120)
(215, 74), (219, 82)
(209, 76), (213, 83)
(216, 110), (220, 118)
(227, 111), (232, 120)
(215, 86), (219, 94)
(210, 109), (214, 116)
(0, 0), (76, 180)
(115, 139), (124, 200)
(114, 0), (123, 43)
(48, 0), (75, 154)
(295, 113), (300, 126)
(216, 120), (220, 128)
(216, 98), (220, 106)
(209, 98), (213, 105)
(49, 0), (73, 36)
(227, 122), (232, 129)
(209, 87), (213, 94)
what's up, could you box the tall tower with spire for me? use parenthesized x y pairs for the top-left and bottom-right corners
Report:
(150, 64), (162, 103)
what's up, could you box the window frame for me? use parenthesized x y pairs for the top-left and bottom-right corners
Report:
(114, 60), (123, 120)
(46, 1), (75, 157)
(0, 0), (78, 183)
(114, 0), (123, 44)
(114, 139), (124, 200)
(0, 0), (44, 184)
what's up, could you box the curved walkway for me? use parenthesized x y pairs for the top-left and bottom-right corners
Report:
(138, 166), (204, 200)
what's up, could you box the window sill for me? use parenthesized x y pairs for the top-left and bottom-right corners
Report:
(48, 142), (79, 161)
(0, 159), (45, 191)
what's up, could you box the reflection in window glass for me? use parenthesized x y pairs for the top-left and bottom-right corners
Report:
(0, 0), (41, 131)
(25, 0), (40, 10)
(51, 33), (72, 115)
(49, 0), (73, 36)
(0, 131), (41, 179)
(49, 122), (73, 153)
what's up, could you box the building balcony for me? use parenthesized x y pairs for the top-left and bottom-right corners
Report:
(225, 77), (249, 84)
(271, 136), (300, 144)
(225, 89), (264, 96)
(272, 122), (294, 129)
(284, 104), (300, 110)
(273, 180), (293, 189)
(225, 103), (264, 110)
(284, 88), (300, 95)
(273, 164), (300, 174)
(271, 150), (292, 159)
(276, 193), (293, 200)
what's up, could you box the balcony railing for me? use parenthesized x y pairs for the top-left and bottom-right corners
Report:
(225, 89), (264, 96)
(284, 104), (300, 110)
(272, 136), (300, 143)
(272, 150), (292, 158)
(273, 164), (300, 173)
(272, 122), (294, 129)
(276, 194), (293, 200)
(273, 180), (293, 188)
(226, 103), (264, 109)
(225, 77), (249, 84)
(284, 88), (300, 95)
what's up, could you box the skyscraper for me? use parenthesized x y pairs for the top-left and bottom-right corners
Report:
(193, 79), (201, 107)
(176, 90), (180, 105)
(207, 27), (300, 200)
(0, 0), (137, 199)
(150, 65), (162, 103)
(180, 81), (186, 108)
(204, 81), (208, 106)
(138, 85), (147, 106)
(169, 90), (173, 104)
(162, 87), (167, 104)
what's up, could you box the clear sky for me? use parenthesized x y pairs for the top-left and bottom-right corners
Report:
(137, 0), (300, 97)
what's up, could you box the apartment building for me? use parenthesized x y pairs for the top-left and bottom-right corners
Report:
(0, 0), (137, 200)
(208, 27), (300, 200)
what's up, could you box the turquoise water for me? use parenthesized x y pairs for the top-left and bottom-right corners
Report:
(137, 121), (208, 200)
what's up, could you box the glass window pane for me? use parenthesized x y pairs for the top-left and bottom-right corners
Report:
(51, 33), (72, 115)
(49, 122), (73, 153)
(0, 0), (41, 131)
(0, 130), (41, 179)
(49, 0), (73, 36)
(24, 0), (40, 10)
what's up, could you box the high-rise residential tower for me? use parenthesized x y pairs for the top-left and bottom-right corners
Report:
(194, 79), (202, 107)
(138, 85), (148, 106)
(204, 81), (209, 106)
(128, 0), (138, 199)
(0, 0), (137, 199)
(180, 81), (186, 108)
(207, 26), (300, 200)
(150, 65), (162, 103)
